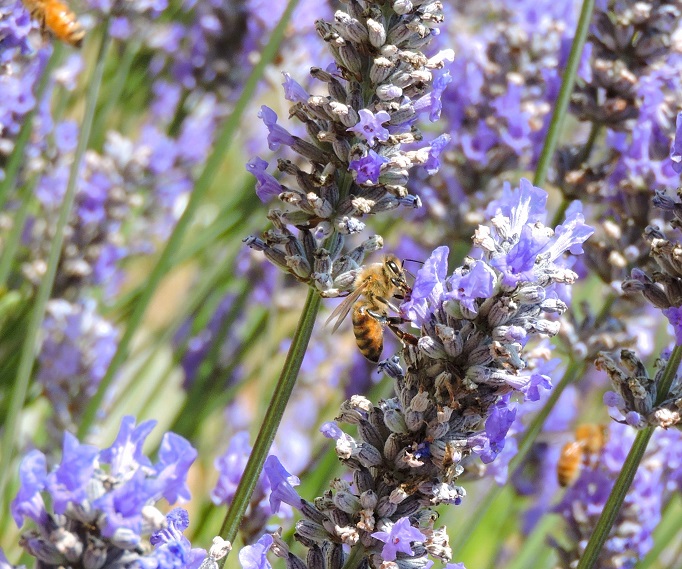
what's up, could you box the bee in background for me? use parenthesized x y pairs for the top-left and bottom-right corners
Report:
(22, 0), (85, 48)
(557, 423), (609, 487)
(326, 255), (417, 362)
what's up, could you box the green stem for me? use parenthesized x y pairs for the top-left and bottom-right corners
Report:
(0, 174), (38, 288)
(0, 27), (112, 507)
(217, 288), (321, 550)
(90, 39), (140, 150)
(576, 344), (682, 569)
(0, 46), (61, 211)
(340, 542), (367, 569)
(533, 0), (595, 188)
(77, 0), (300, 439)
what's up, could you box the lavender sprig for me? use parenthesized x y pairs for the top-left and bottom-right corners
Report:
(224, 0), (452, 550)
(245, 0), (452, 296)
(10, 416), (202, 568)
(244, 180), (593, 569)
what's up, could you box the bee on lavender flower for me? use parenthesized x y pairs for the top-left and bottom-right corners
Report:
(557, 424), (609, 487)
(326, 255), (416, 362)
(22, 0), (85, 47)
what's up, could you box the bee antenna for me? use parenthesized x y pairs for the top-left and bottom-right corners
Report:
(402, 258), (424, 266)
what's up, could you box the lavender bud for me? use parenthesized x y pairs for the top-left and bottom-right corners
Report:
(376, 83), (403, 100)
(367, 18), (387, 48)
(418, 335), (447, 359)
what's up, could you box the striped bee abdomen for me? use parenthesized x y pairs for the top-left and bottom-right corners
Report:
(352, 305), (384, 363)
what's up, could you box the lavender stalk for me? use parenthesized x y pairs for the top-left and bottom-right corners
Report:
(228, 0), (454, 548)
(533, 0), (596, 188)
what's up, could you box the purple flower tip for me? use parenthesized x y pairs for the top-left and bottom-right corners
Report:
(320, 421), (343, 439)
(347, 109), (391, 146)
(663, 306), (682, 345)
(263, 455), (301, 514)
(349, 149), (388, 185)
(239, 534), (273, 569)
(371, 517), (426, 561)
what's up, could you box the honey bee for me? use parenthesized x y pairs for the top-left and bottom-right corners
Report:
(22, 0), (85, 47)
(326, 255), (416, 362)
(557, 424), (608, 487)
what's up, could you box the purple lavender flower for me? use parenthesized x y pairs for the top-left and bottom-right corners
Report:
(347, 109), (391, 146)
(245, 0), (452, 295)
(212, 433), (299, 543)
(12, 416), (198, 566)
(239, 534), (273, 569)
(263, 455), (302, 514)
(143, 508), (206, 569)
(247, 157), (283, 202)
(371, 517), (426, 562)
(349, 150), (388, 185)
(259, 106), (296, 151)
(37, 300), (119, 440)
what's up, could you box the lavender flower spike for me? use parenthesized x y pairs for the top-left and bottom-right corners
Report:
(245, 0), (452, 297)
(279, 180), (591, 569)
(12, 416), (198, 567)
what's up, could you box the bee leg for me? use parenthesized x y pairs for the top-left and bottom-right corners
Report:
(366, 310), (418, 347)
(387, 321), (418, 346)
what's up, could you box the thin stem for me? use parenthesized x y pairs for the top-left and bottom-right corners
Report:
(90, 39), (141, 150)
(533, 0), (596, 188)
(0, 174), (38, 287)
(217, 287), (321, 548)
(77, 0), (300, 439)
(576, 343), (682, 569)
(340, 542), (367, 569)
(0, 27), (112, 508)
(0, 46), (61, 211)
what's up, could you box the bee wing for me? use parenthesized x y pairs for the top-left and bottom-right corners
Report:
(325, 282), (368, 333)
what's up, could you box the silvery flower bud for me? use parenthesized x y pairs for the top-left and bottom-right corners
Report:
(370, 56), (392, 86)
(366, 17), (387, 48)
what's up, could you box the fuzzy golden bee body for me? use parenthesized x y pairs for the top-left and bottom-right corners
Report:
(326, 255), (414, 362)
(557, 424), (608, 487)
(22, 0), (85, 47)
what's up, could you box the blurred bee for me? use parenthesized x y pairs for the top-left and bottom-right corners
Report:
(326, 255), (416, 362)
(557, 423), (608, 487)
(22, 0), (85, 47)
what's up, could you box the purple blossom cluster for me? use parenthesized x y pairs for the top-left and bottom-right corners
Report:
(552, 421), (682, 568)
(245, 0), (452, 296)
(0, 0), (44, 181)
(37, 299), (118, 439)
(426, 0), (580, 234)
(245, 180), (592, 569)
(10, 416), (203, 568)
